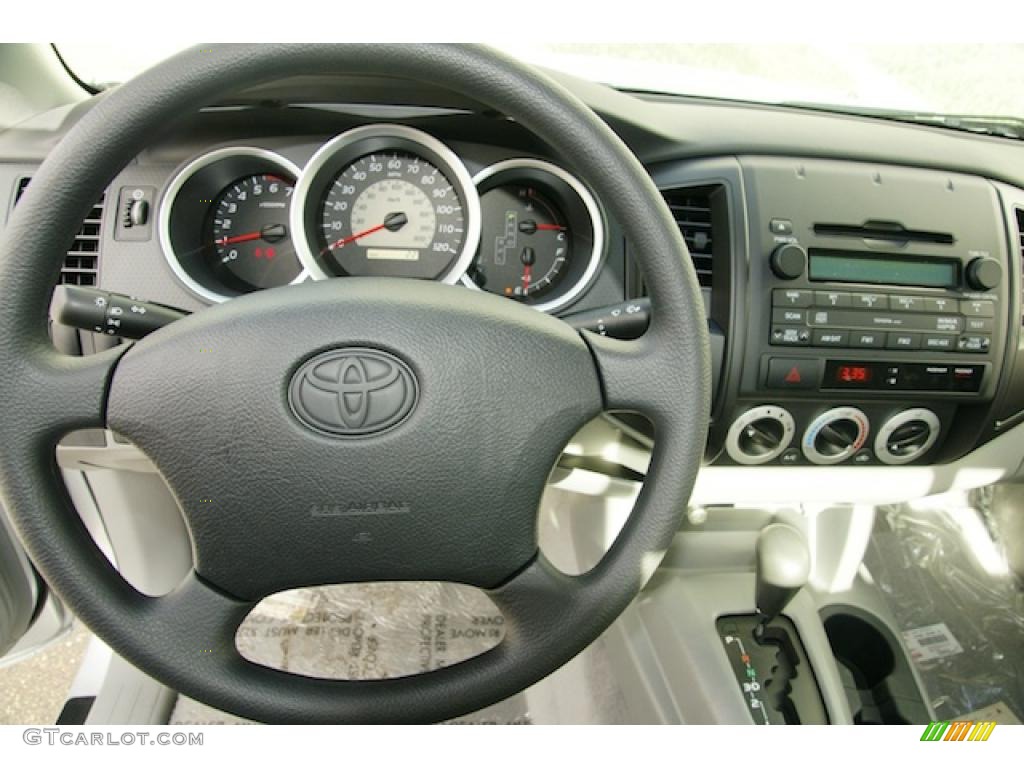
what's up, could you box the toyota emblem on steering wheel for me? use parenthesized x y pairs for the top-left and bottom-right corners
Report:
(288, 348), (419, 437)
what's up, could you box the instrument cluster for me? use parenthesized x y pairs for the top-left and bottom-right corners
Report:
(158, 124), (605, 313)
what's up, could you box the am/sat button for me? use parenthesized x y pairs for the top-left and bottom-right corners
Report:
(766, 358), (821, 390)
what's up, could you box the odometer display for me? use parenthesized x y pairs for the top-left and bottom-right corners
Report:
(317, 152), (466, 280)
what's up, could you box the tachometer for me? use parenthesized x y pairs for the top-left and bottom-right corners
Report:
(207, 173), (300, 293)
(292, 125), (480, 283)
(159, 147), (306, 303)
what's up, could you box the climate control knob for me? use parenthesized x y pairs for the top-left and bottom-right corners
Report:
(965, 257), (1002, 291)
(802, 407), (869, 465)
(770, 243), (806, 280)
(874, 409), (940, 465)
(726, 406), (796, 465)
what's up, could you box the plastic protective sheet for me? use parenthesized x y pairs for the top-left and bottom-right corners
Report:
(170, 582), (530, 724)
(864, 487), (1024, 721)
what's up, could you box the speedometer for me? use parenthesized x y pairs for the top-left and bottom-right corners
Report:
(292, 125), (480, 283)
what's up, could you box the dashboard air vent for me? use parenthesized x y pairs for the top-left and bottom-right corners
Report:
(661, 185), (716, 288)
(14, 177), (104, 286)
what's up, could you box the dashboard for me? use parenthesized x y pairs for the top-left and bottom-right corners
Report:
(3, 70), (1024, 493)
(156, 123), (604, 313)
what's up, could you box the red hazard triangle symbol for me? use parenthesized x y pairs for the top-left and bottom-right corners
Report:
(784, 366), (802, 384)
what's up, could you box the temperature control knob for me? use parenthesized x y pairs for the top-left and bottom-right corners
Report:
(770, 243), (806, 280)
(966, 257), (1002, 291)
(802, 407), (869, 465)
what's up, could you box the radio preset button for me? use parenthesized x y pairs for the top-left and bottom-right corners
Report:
(852, 292), (886, 309)
(886, 332), (922, 350)
(960, 299), (995, 317)
(814, 291), (851, 308)
(923, 335), (956, 350)
(813, 330), (849, 347)
(772, 289), (812, 308)
(924, 297), (957, 313)
(770, 219), (794, 236)
(889, 295), (926, 312)
(851, 332), (885, 348)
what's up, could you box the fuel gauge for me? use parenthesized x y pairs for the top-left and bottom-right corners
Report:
(462, 159), (604, 314)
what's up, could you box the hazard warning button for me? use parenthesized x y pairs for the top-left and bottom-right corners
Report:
(766, 358), (821, 390)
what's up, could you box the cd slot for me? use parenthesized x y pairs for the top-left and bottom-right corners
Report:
(813, 222), (954, 245)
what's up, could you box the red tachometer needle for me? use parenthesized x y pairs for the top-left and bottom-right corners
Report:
(521, 264), (532, 292)
(216, 231), (263, 246)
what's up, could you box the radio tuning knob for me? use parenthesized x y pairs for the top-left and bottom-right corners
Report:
(966, 257), (1002, 291)
(770, 243), (806, 280)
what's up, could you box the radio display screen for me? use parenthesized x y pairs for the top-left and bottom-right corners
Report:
(808, 249), (959, 288)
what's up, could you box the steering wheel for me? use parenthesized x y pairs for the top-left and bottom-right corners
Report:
(0, 44), (709, 724)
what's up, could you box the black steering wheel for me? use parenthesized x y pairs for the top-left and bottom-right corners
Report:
(0, 44), (709, 724)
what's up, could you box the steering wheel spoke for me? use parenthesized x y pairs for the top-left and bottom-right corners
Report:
(17, 345), (124, 443)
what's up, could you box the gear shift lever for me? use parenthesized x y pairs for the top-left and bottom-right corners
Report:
(754, 523), (810, 631)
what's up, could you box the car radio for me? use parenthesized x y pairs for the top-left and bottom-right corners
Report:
(719, 157), (1015, 467)
(763, 243), (1003, 394)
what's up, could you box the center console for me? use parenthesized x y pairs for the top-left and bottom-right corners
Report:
(718, 157), (1018, 467)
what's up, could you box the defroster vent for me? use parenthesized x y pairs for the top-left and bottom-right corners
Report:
(14, 177), (104, 286)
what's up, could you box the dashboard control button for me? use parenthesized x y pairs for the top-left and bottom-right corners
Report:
(726, 406), (796, 466)
(964, 317), (995, 333)
(851, 332), (884, 348)
(814, 291), (851, 308)
(772, 289), (812, 308)
(779, 448), (801, 465)
(771, 326), (811, 346)
(960, 299), (995, 317)
(889, 295), (924, 312)
(770, 243), (806, 280)
(923, 335), (956, 350)
(766, 358), (820, 389)
(965, 258), (1002, 291)
(853, 451), (874, 464)
(772, 308), (806, 324)
(852, 292), (885, 309)
(957, 335), (991, 353)
(802, 407), (870, 465)
(770, 219), (794, 236)
(924, 297), (957, 313)
(886, 332), (921, 350)
(813, 330), (849, 347)
(875, 409), (940, 465)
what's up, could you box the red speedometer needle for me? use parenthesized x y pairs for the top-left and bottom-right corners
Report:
(216, 231), (263, 246)
(327, 223), (386, 251)
(326, 211), (409, 252)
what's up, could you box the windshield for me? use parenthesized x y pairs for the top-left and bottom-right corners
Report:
(56, 43), (1024, 120)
